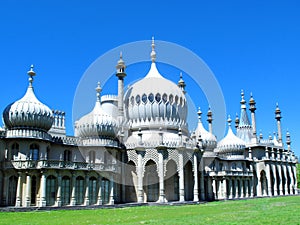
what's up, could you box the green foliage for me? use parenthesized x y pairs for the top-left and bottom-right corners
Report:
(0, 196), (299, 225)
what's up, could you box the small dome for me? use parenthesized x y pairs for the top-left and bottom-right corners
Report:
(125, 39), (187, 133)
(76, 82), (118, 139)
(3, 66), (53, 133)
(216, 116), (245, 158)
(194, 107), (217, 150)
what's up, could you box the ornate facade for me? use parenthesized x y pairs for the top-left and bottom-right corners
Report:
(0, 39), (298, 208)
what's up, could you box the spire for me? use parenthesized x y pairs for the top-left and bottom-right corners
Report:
(151, 36), (156, 63)
(95, 82), (102, 103)
(249, 92), (257, 140)
(286, 130), (291, 151)
(178, 72), (186, 94)
(237, 90), (252, 143)
(239, 90), (251, 127)
(27, 65), (36, 88)
(227, 115), (232, 127)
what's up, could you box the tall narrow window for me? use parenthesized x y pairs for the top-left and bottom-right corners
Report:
(89, 151), (96, 163)
(46, 175), (57, 206)
(75, 176), (84, 205)
(11, 143), (19, 160)
(29, 144), (39, 160)
(64, 150), (72, 161)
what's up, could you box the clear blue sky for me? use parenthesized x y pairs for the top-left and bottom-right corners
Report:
(1, 1), (299, 157)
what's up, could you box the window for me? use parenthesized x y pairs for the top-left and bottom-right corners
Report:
(162, 93), (167, 103)
(11, 143), (19, 160)
(61, 176), (71, 206)
(46, 175), (57, 206)
(135, 95), (141, 104)
(29, 144), (39, 160)
(89, 151), (96, 163)
(75, 176), (84, 205)
(64, 150), (72, 161)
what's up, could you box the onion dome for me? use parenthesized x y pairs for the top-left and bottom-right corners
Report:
(3, 65), (54, 139)
(125, 37), (188, 133)
(194, 107), (217, 150)
(216, 115), (246, 158)
(75, 82), (118, 139)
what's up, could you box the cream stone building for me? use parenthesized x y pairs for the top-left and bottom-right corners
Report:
(0, 40), (298, 207)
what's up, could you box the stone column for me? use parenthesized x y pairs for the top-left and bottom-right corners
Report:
(137, 152), (144, 203)
(287, 164), (293, 195)
(70, 173), (76, 206)
(245, 179), (249, 198)
(158, 151), (166, 203)
(229, 178), (233, 199)
(84, 175), (90, 206)
(249, 178), (253, 197)
(282, 165), (288, 195)
(25, 173), (31, 207)
(266, 164), (272, 196)
(276, 164), (283, 195)
(15, 172), (23, 207)
(271, 164), (278, 196)
(97, 176), (102, 205)
(193, 154), (199, 202)
(109, 174), (114, 205)
(39, 171), (46, 207)
(178, 153), (185, 202)
(212, 178), (217, 200)
(292, 165), (297, 194)
(234, 179), (238, 198)
(56, 173), (62, 207)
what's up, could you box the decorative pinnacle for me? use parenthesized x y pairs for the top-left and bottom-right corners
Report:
(95, 82), (102, 102)
(27, 65), (36, 87)
(116, 51), (126, 76)
(240, 89), (246, 105)
(197, 107), (202, 122)
(235, 113), (239, 128)
(249, 92), (256, 111)
(227, 115), (232, 127)
(275, 103), (282, 120)
(151, 36), (156, 63)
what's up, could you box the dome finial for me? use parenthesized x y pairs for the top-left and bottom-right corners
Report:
(27, 65), (36, 87)
(240, 89), (246, 105)
(197, 107), (202, 122)
(95, 82), (102, 102)
(151, 36), (156, 63)
(227, 115), (232, 127)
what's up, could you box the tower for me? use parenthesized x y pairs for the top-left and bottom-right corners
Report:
(116, 52), (126, 124)
(249, 93), (257, 143)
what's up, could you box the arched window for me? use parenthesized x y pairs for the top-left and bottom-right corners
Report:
(29, 144), (39, 160)
(155, 93), (161, 102)
(89, 177), (97, 205)
(46, 175), (57, 206)
(61, 176), (71, 206)
(148, 93), (154, 103)
(142, 94), (147, 103)
(89, 151), (96, 163)
(64, 150), (72, 161)
(11, 143), (19, 160)
(75, 176), (84, 205)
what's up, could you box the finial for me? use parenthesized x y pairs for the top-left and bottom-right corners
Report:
(227, 115), (232, 127)
(27, 65), (36, 87)
(95, 82), (102, 102)
(178, 72), (186, 94)
(275, 103), (281, 119)
(259, 130), (263, 139)
(240, 89), (246, 105)
(197, 107), (202, 122)
(151, 36), (156, 63)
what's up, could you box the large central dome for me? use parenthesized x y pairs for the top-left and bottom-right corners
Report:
(125, 39), (187, 133)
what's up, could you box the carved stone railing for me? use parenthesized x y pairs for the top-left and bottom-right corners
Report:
(2, 160), (120, 173)
(207, 170), (253, 177)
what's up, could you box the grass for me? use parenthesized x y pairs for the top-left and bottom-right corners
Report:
(0, 196), (299, 225)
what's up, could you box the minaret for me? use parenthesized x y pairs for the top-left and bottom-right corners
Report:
(207, 107), (213, 134)
(178, 72), (186, 94)
(249, 93), (257, 143)
(286, 130), (291, 152)
(116, 52), (126, 122)
(275, 103), (282, 144)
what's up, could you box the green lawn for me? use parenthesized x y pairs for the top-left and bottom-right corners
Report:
(0, 196), (299, 225)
